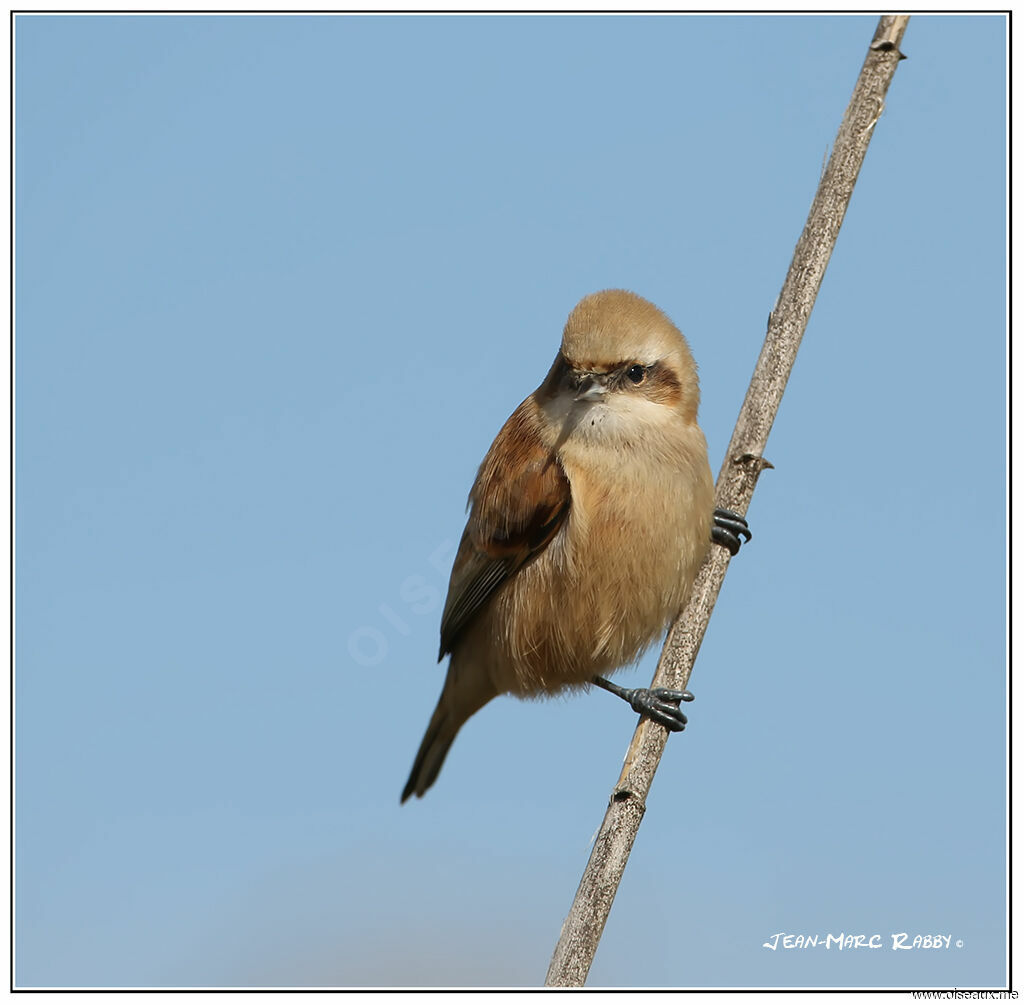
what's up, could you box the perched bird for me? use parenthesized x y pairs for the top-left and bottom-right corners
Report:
(401, 290), (748, 802)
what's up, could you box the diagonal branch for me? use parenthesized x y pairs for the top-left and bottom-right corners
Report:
(544, 14), (911, 988)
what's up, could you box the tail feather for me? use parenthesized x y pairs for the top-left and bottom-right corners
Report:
(402, 659), (497, 802)
(401, 702), (459, 803)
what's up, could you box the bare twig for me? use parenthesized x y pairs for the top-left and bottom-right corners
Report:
(544, 15), (911, 987)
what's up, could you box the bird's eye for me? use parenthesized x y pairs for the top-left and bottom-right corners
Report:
(626, 364), (646, 384)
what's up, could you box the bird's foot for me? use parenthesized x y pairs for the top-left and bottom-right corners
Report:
(712, 507), (751, 556)
(627, 686), (694, 732)
(592, 676), (694, 732)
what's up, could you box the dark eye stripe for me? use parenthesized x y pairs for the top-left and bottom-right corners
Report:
(539, 353), (683, 407)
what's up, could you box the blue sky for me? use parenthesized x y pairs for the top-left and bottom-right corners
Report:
(14, 13), (1006, 989)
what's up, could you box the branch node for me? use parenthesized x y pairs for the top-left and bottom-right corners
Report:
(733, 452), (775, 473)
(870, 39), (907, 60)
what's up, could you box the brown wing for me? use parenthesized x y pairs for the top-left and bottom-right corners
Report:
(438, 398), (570, 660)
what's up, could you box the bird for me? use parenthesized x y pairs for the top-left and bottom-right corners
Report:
(401, 289), (749, 802)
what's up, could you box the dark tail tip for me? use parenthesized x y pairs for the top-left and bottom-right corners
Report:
(400, 706), (455, 804)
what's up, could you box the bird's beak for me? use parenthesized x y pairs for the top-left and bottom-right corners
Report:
(574, 373), (609, 402)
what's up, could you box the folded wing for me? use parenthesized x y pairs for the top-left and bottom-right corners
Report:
(439, 401), (570, 659)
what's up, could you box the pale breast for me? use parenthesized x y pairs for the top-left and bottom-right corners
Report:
(483, 424), (713, 696)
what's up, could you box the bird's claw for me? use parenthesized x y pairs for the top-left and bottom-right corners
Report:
(712, 507), (751, 556)
(626, 686), (694, 732)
